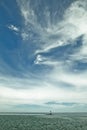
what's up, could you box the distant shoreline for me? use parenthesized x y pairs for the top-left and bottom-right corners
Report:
(0, 112), (87, 115)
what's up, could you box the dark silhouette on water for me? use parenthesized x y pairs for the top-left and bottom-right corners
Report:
(45, 111), (52, 115)
(49, 110), (52, 115)
(46, 111), (52, 115)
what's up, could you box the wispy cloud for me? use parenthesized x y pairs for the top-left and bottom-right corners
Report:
(8, 24), (19, 32)
(0, 0), (87, 112)
(45, 101), (85, 107)
(17, 0), (87, 65)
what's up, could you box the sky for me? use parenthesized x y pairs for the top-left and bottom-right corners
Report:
(0, 0), (87, 112)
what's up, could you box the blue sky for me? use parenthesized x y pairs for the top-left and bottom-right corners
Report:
(0, 0), (87, 112)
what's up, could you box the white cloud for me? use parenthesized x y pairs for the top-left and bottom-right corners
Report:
(17, 0), (87, 62)
(1, 0), (86, 111)
(50, 68), (87, 88)
(34, 54), (58, 66)
(21, 32), (29, 40)
(17, 0), (87, 89)
(8, 25), (19, 32)
(70, 35), (87, 62)
(0, 82), (86, 107)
